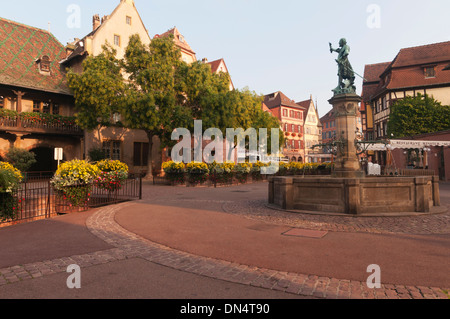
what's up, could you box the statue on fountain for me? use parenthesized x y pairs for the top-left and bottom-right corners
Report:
(329, 38), (356, 95)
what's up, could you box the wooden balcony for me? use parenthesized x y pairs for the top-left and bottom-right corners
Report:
(0, 115), (83, 136)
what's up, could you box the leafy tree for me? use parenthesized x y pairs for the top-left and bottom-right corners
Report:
(68, 33), (284, 177)
(121, 34), (192, 177)
(67, 44), (125, 140)
(388, 94), (450, 138)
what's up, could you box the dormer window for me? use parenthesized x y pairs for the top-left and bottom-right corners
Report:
(37, 55), (51, 75)
(424, 66), (436, 78)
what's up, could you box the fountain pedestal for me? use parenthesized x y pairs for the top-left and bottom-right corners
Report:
(328, 93), (364, 179)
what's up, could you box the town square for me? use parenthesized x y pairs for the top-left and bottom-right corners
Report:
(0, 0), (449, 309)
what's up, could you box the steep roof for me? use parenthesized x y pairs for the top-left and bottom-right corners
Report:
(61, 0), (151, 65)
(263, 91), (306, 110)
(388, 41), (450, 69)
(380, 41), (450, 92)
(363, 62), (390, 83)
(155, 27), (196, 55)
(361, 62), (390, 101)
(208, 58), (225, 73)
(0, 17), (71, 95)
(207, 58), (235, 89)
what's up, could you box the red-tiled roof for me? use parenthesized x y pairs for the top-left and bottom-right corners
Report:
(363, 41), (450, 99)
(362, 63), (391, 101)
(296, 99), (311, 111)
(363, 62), (390, 83)
(263, 91), (306, 110)
(155, 27), (196, 55)
(0, 17), (71, 95)
(386, 63), (450, 90)
(389, 41), (450, 69)
(208, 59), (225, 73)
(320, 109), (334, 123)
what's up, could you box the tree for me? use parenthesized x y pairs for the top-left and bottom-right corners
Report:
(67, 44), (125, 140)
(388, 94), (450, 138)
(68, 33), (284, 177)
(4, 148), (37, 172)
(121, 34), (192, 177)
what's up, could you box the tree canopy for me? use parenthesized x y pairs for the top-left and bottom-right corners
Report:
(388, 94), (450, 138)
(67, 33), (283, 176)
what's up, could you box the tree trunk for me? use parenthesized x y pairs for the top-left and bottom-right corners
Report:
(144, 131), (154, 180)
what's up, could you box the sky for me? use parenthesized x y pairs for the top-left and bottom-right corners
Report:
(1, 0), (450, 117)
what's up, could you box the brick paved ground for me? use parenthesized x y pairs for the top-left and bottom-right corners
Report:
(0, 181), (449, 299)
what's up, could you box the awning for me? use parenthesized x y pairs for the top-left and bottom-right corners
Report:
(361, 140), (450, 151)
(307, 154), (333, 158)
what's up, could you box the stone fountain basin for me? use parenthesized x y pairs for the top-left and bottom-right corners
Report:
(268, 175), (444, 216)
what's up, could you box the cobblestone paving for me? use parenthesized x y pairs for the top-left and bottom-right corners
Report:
(1, 202), (448, 299)
(222, 200), (450, 235)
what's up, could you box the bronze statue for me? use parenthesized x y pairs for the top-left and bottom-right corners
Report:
(329, 38), (356, 95)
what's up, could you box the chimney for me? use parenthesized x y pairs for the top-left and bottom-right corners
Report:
(93, 14), (100, 31)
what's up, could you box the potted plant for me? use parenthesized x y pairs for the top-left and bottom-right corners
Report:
(162, 161), (186, 185)
(233, 163), (251, 184)
(209, 162), (234, 186)
(51, 160), (100, 207)
(95, 160), (129, 192)
(186, 162), (209, 186)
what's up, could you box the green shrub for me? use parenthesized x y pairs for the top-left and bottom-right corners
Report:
(4, 148), (36, 172)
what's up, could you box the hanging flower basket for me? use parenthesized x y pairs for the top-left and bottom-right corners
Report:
(51, 160), (100, 207)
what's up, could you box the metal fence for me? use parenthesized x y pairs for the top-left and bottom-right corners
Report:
(0, 178), (142, 227)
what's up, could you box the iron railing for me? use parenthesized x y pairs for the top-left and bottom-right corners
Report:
(0, 178), (142, 227)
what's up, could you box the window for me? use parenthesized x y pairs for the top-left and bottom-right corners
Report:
(383, 121), (388, 137)
(133, 142), (149, 167)
(126, 16), (132, 25)
(103, 140), (122, 160)
(298, 125), (302, 134)
(43, 102), (50, 114)
(283, 109), (287, 117)
(33, 101), (40, 113)
(40, 55), (51, 73)
(114, 35), (121, 47)
(0, 96), (4, 109)
(52, 104), (59, 115)
(294, 140), (299, 150)
(284, 123), (288, 131)
(424, 67), (436, 78)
